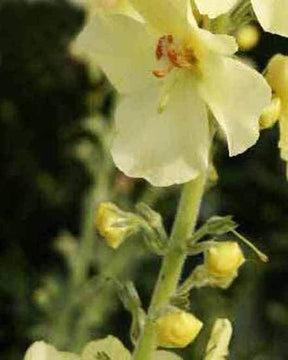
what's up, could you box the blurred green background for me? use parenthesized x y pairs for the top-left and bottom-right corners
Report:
(0, 1), (288, 359)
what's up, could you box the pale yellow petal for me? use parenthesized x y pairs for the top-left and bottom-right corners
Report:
(72, 14), (157, 93)
(112, 72), (210, 186)
(81, 336), (131, 360)
(194, 0), (238, 18)
(128, 0), (194, 35)
(24, 342), (59, 360)
(199, 56), (271, 156)
(196, 28), (238, 55)
(252, 0), (288, 37)
(73, 0), (139, 19)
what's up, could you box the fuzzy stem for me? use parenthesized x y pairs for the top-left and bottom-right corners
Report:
(132, 174), (207, 360)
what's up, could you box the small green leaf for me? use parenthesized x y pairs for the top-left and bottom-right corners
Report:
(205, 216), (237, 236)
(188, 216), (237, 244)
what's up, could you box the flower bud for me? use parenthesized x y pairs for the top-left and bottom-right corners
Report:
(205, 319), (233, 360)
(265, 55), (288, 100)
(205, 242), (245, 278)
(259, 96), (281, 130)
(236, 25), (260, 51)
(95, 202), (138, 249)
(156, 310), (203, 348)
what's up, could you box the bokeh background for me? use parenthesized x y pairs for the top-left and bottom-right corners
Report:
(1, 1), (288, 359)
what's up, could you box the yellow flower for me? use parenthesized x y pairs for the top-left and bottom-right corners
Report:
(71, 0), (139, 64)
(205, 241), (245, 278)
(74, 0), (270, 186)
(95, 202), (137, 249)
(156, 310), (203, 348)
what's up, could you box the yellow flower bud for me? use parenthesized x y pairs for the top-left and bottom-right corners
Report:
(265, 55), (288, 100)
(156, 310), (203, 348)
(205, 242), (245, 278)
(95, 202), (135, 249)
(236, 25), (260, 51)
(259, 96), (281, 130)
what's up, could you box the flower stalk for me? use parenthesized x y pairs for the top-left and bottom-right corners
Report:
(132, 173), (207, 360)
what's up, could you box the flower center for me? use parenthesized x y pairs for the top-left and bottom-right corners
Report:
(153, 35), (198, 78)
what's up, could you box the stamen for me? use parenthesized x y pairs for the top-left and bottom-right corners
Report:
(152, 34), (198, 78)
(167, 49), (180, 67)
(155, 36), (166, 60)
(152, 67), (172, 78)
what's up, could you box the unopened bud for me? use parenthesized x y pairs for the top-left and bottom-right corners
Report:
(156, 310), (203, 348)
(205, 242), (245, 278)
(95, 202), (139, 249)
(259, 96), (281, 129)
(265, 55), (288, 100)
(204, 319), (233, 360)
(236, 24), (260, 51)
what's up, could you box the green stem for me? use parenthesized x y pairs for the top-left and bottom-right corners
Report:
(72, 149), (113, 287)
(132, 174), (207, 360)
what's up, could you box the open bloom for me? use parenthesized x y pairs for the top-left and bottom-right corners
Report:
(74, 0), (270, 186)
(194, 0), (288, 37)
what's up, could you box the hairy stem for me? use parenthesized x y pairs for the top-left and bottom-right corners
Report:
(132, 174), (207, 360)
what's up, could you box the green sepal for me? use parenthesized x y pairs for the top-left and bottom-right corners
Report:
(188, 216), (237, 245)
(115, 281), (146, 344)
(136, 203), (168, 255)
